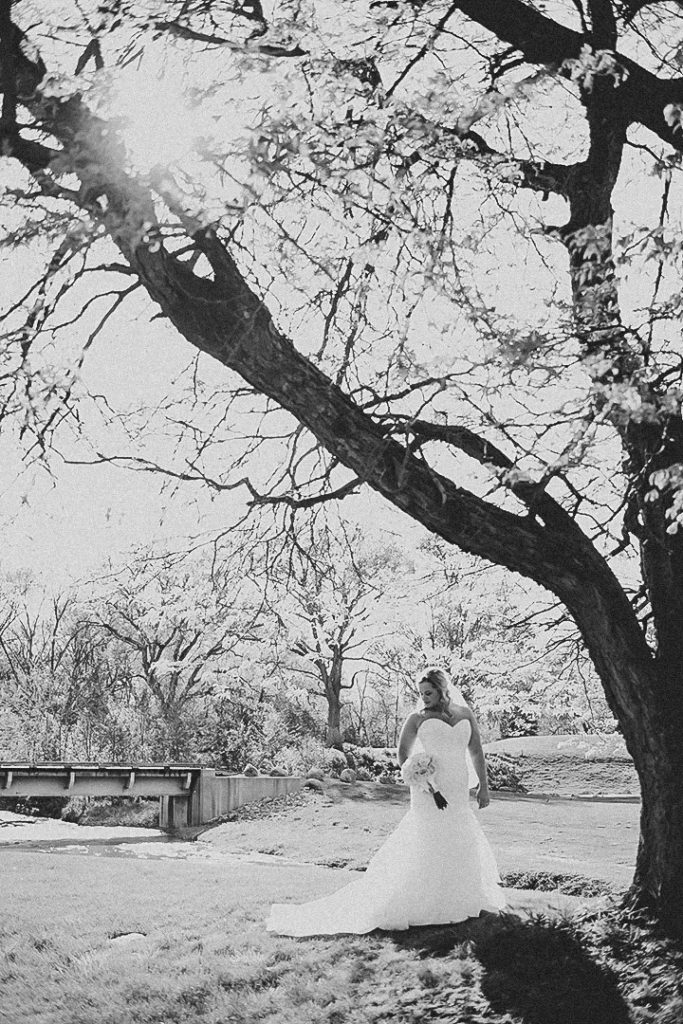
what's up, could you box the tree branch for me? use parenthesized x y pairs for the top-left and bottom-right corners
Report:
(152, 19), (307, 57)
(452, 0), (683, 152)
(403, 418), (575, 530)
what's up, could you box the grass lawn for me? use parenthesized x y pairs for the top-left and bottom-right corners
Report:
(2, 847), (683, 1024)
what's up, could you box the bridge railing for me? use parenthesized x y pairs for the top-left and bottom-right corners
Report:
(0, 763), (202, 798)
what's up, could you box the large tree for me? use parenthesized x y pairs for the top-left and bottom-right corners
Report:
(2, 0), (683, 932)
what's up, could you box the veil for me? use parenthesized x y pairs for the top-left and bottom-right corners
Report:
(446, 681), (480, 791)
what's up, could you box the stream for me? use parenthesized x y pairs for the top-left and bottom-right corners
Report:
(0, 811), (306, 865)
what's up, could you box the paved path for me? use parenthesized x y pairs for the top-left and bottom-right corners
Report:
(200, 786), (640, 889)
(482, 795), (639, 887)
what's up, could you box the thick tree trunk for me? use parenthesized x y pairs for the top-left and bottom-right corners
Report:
(326, 701), (344, 751)
(558, 567), (683, 936)
(632, 750), (683, 934)
(323, 655), (345, 750)
(156, 692), (189, 761)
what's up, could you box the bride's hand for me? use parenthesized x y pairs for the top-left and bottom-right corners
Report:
(476, 785), (490, 809)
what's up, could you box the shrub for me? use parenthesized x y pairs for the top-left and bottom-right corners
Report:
(271, 741), (323, 776)
(63, 796), (159, 828)
(0, 796), (69, 819)
(487, 753), (527, 793)
(62, 796), (90, 822)
(321, 748), (348, 777)
(344, 745), (400, 781)
(498, 707), (539, 738)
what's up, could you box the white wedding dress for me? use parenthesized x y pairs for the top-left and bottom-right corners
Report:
(266, 718), (506, 935)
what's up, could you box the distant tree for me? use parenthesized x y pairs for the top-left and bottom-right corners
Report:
(88, 552), (263, 758)
(267, 522), (411, 748)
(342, 666), (411, 748)
(0, 588), (115, 759)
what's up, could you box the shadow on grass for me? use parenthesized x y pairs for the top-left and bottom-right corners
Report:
(390, 911), (631, 1024)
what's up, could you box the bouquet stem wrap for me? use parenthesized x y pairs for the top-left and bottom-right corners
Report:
(427, 782), (449, 810)
(401, 753), (449, 811)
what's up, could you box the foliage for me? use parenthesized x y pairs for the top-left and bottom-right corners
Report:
(320, 747), (350, 778)
(500, 871), (617, 898)
(60, 795), (159, 827)
(0, 587), (128, 761)
(345, 744), (401, 781)
(498, 707), (539, 739)
(361, 543), (612, 743)
(0, 795), (69, 818)
(485, 754), (527, 793)
(0, 529), (615, 772)
(86, 549), (265, 757)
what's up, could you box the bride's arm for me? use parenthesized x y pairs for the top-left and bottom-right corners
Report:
(396, 713), (420, 766)
(467, 711), (491, 808)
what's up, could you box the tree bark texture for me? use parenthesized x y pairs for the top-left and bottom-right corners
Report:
(314, 651), (345, 750)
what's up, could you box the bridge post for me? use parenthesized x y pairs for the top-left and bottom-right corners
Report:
(159, 769), (216, 829)
(161, 793), (190, 829)
(189, 768), (216, 826)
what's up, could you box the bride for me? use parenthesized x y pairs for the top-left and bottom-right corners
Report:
(266, 667), (506, 936)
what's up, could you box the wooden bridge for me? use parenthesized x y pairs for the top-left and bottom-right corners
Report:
(0, 763), (305, 829)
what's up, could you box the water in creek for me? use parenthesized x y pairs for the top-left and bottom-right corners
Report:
(0, 816), (304, 865)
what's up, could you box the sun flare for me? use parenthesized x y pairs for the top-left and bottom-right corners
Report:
(111, 68), (212, 174)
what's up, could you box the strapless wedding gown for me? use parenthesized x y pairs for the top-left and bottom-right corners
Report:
(266, 718), (506, 935)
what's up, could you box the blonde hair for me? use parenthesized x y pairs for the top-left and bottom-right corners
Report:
(417, 667), (453, 712)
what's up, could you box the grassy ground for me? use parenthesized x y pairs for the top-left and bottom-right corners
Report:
(2, 848), (683, 1024)
(0, 760), (674, 1023)
(484, 734), (630, 758)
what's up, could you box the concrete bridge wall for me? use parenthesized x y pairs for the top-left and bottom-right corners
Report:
(159, 771), (306, 829)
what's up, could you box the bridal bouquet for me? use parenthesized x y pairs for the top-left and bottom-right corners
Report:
(400, 753), (448, 810)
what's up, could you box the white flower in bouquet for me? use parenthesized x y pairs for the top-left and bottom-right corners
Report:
(401, 753), (436, 790)
(401, 753), (448, 809)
